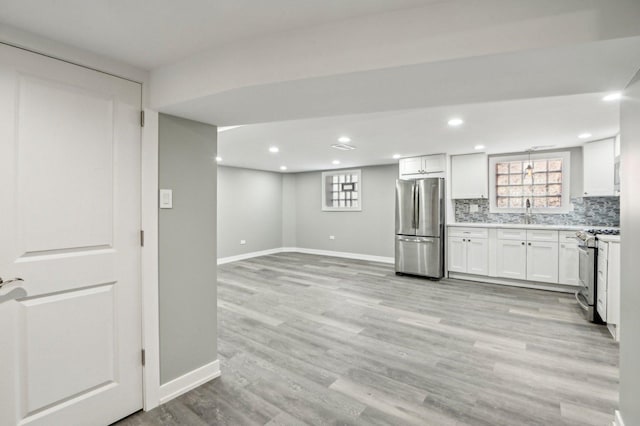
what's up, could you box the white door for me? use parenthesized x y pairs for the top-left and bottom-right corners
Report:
(466, 238), (489, 276)
(496, 240), (527, 280)
(558, 242), (580, 286)
(526, 242), (559, 283)
(0, 45), (142, 425)
(447, 237), (467, 273)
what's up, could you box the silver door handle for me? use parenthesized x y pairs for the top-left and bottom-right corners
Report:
(0, 277), (24, 289)
(575, 291), (590, 311)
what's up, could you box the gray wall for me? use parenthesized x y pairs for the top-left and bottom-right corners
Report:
(217, 166), (283, 258)
(159, 114), (217, 384)
(619, 70), (640, 426)
(294, 164), (398, 257)
(282, 174), (297, 247)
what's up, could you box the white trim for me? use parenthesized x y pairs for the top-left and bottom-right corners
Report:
(448, 272), (576, 293)
(614, 410), (625, 426)
(141, 109), (160, 411)
(293, 247), (394, 264)
(158, 360), (221, 405)
(217, 248), (286, 265)
(489, 151), (572, 214)
(217, 247), (394, 265)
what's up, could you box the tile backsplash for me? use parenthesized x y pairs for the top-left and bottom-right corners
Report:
(454, 197), (620, 227)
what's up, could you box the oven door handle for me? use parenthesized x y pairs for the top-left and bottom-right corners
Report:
(575, 291), (590, 311)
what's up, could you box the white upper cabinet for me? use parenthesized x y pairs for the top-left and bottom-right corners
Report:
(399, 154), (445, 178)
(583, 138), (616, 197)
(451, 153), (488, 199)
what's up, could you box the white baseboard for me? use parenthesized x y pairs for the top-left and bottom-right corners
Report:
(217, 248), (285, 265)
(292, 247), (394, 264)
(448, 272), (575, 293)
(614, 410), (625, 426)
(217, 247), (394, 265)
(159, 360), (220, 405)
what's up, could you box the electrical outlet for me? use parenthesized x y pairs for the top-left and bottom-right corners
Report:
(240, 240), (246, 245)
(470, 204), (479, 213)
(329, 235), (336, 240)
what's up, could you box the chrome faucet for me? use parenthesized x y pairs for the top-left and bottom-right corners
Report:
(524, 198), (532, 224)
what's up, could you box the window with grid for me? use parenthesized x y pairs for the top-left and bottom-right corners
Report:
(321, 169), (361, 211)
(489, 152), (571, 213)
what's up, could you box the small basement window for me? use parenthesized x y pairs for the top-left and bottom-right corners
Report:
(321, 169), (361, 211)
(489, 151), (571, 213)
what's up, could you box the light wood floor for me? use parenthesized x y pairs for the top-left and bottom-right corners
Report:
(117, 253), (619, 426)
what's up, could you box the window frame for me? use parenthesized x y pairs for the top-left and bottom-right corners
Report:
(489, 151), (571, 214)
(321, 169), (362, 212)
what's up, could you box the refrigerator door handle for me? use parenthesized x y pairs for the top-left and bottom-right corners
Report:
(413, 183), (419, 230)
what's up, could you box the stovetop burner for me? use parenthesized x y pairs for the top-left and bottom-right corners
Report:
(586, 228), (620, 236)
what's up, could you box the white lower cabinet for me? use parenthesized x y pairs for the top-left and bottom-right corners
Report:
(447, 236), (488, 276)
(526, 241), (559, 283)
(558, 242), (580, 286)
(496, 239), (527, 280)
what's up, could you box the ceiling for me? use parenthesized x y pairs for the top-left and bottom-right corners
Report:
(0, 0), (441, 69)
(217, 92), (619, 173)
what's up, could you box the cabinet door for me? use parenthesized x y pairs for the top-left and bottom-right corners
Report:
(447, 237), (467, 273)
(583, 139), (615, 196)
(423, 155), (445, 173)
(496, 240), (527, 280)
(451, 153), (488, 199)
(466, 238), (488, 276)
(558, 242), (580, 286)
(526, 242), (559, 283)
(399, 157), (423, 175)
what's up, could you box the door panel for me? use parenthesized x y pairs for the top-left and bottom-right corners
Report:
(526, 242), (559, 283)
(395, 180), (415, 235)
(447, 237), (466, 273)
(0, 44), (142, 426)
(496, 240), (527, 280)
(467, 239), (489, 276)
(415, 178), (442, 237)
(558, 243), (579, 286)
(395, 236), (442, 278)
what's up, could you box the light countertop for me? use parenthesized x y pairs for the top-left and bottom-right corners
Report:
(597, 235), (621, 243)
(448, 222), (618, 231)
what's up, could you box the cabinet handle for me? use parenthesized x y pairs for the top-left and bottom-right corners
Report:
(468, 239), (472, 242)
(521, 242), (525, 245)
(528, 242), (532, 246)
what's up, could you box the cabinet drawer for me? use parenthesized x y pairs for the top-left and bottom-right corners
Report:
(559, 230), (579, 243)
(497, 228), (526, 240)
(526, 229), (559, 242)
(448, 227), (488, 239)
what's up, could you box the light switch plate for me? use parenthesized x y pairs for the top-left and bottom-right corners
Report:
(469, 204), (479, 213)
(159, 189), (173, 209)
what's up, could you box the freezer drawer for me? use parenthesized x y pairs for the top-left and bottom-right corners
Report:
(395, 235), (443, 278)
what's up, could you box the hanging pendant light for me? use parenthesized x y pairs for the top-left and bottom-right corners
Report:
(525, 149), (533, 177)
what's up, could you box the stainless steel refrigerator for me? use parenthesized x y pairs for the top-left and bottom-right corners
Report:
(395, 178), (445, 279)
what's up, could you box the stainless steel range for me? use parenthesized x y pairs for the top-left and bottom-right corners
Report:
(574, 228), (620, 322)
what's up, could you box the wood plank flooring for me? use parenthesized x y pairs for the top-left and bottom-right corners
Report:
(116, 253), (619, 426)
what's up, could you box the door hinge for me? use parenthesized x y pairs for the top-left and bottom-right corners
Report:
(140, 230), (145, 247)
(141, 349), (146, 366)
(140, 110), (145, 127)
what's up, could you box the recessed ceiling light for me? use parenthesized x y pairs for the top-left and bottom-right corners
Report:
(578, 133), (592, 139)
(474, 145), (485, 150)
(332, 160), (340, 165)
(602, 92), (622, 102)
(338, 136), (351, 143)
(280, 166), (287, 171)
(215, 156), (222, 162)
(448, 118), (464, 127)
(269, 146), (279, 153)
(331, 143), (357, 151)
(392, 154), (401, 159)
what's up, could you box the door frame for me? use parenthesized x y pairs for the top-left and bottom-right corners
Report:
(141, 109), (161, 411)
